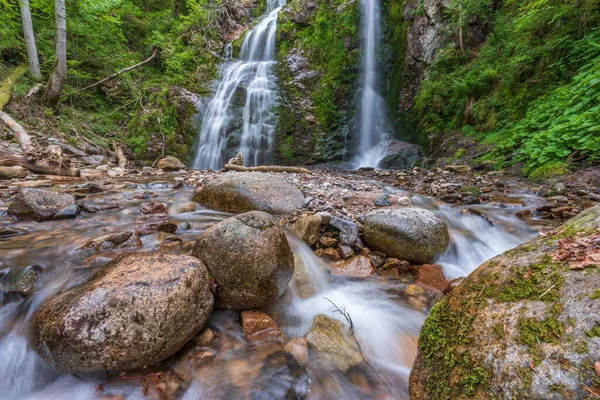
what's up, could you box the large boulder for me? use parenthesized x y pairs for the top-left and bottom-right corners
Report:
(8, 188), (77, 221)
(157, 155), (187, 171)
(35, 253), (214, 373)
(192, 211), (294, 310)
(362, 208), (449, 264)
(410, 206), (600, 399)
(377, 140), (423, 170)
(192, 172), (304, 214)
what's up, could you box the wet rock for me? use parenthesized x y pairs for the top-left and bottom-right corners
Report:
(329, 255), (373, 278)
(409, 205), (600, 399)
(316, 248), (341, 262)
(382, 257), (411, 272)
(8, 189), (78, 221)
(140, 202), (167, 215)
(0, 166), (29, 179)
(412, 264), (451, 293)
(170, 201), (196, 213)
(377, 140), (423, 170)
(136, 220), (178, 236)
(249, 350), (309, 400)
(193, 173), (304, 215)
(192, 211), (294, 310)
(157, 156), (186, 171)
(284, 338), (308, 365)
(363, 208), (450, 264)
(192, 328), (215, 346)
(374, 193), (392, 206)
(0, 266), (38, 303)
(35, 253), (214, 373)
(306, 314), (363, 371)
(290, 214), (321, 246)
(338, 245), (354, 259)
(0, 225), (28, 237)
(241, 310), (283, 342)
(329, 217), (358, 246)
(367, 252), (385, 268)
(79, 255), (114, 269)
(397, 196), (412, 206)
(77, 231), (142, 252)
(318, 236), (338, 248)
(461, 195), (481, 205)
(440, 193), (462, 203)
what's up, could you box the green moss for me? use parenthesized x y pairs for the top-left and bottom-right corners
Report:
(460, 186), (482, 196)
(417, 298), (491, 399)
(585, 322), (600, 338)
(495, 256), (564, 302)
(527, 163), (568, 182)
(591, 290), (600, 300)
(454, 148), (467, 159)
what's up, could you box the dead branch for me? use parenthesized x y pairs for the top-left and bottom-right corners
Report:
(63, 48), (158, 99)
(0, 144), (79, 177)
(0, 111), (38, 160)
(223, 164), (311, 173)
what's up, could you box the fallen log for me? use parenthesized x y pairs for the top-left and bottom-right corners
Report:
(0, 65), (27, 110)
(223, 164), (311, 173)
(0, 145), (80, 177)
(0, 111), (38, 160)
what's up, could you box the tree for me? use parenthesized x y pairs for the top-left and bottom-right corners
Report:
(45, 0), (66, 107)
(19, 0), (41, 77)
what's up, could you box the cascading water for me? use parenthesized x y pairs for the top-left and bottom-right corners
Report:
(192, 0), (284, 170)
(355, 0), (391, 168)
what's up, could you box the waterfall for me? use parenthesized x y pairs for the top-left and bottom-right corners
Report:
(355, 0), (390, 168)
(192, 0), (284, 170)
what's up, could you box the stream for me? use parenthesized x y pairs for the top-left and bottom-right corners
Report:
(0, 174), (545, 399)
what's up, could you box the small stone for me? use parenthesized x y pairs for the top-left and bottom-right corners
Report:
(318, 248), (341, 262)
(329, 256), (373, 278)
(382, 258), (411, 271)
(445, 165), (471, 173)
(241, 310), (282, 342)
(397, 196), (411, 206)
(413, 264), (451, 293)
(329, 217), (358, 246)
(306, 315), (362, 372)
(193, 328), (215, 346)
(367, 253), (385, 268)
(77, 231), (142, 252)
(319, 236), (338, 248)
(338, 245), (354, 259)
(290, 214), (321, 246)
(158, 156), (187, 171)
(374, 194), (392, 207)
(140, 202), (167, 215)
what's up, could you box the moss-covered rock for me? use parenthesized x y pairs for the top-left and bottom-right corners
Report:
(409, 205), (600, 399)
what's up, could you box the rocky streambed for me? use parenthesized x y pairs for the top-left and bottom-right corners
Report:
(0, 164), (599, 399)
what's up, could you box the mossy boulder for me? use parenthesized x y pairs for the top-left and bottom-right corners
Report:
(34, 253), (214, 373)
(192, 211), (295, 310)
(192, 172), (304, 215)
(362, 208), (449, 264)
(409, 205), (600, 399)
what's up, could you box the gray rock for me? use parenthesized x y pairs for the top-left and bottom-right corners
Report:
(329, 217), (358, 247)
(363, 208), (449, 264)
(192, 211), (295, 310)
(0, 266), (38, 303)
(82, 155), (108, 166)
(374, 193), (392, 206)
(35, 253), (214, 373)
(8, 189), (78, 221)
(158, 156), (187, 171)
(193, 172), (304, 215)
(378, 140), (424, 170)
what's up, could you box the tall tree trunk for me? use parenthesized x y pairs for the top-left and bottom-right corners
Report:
(19, 0), (41, 77)
(45, 0), (66, 108)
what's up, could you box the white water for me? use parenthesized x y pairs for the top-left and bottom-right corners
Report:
(192, 0), (284, 170)
(355, 0), (391, 168)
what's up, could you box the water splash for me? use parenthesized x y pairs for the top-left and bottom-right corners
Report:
(192, 0), (284, 170)
(355, 0), (390, 168)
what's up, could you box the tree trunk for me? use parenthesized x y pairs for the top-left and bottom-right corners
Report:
(0, 111), (38, 160)
(19, 0), (41, 77)
(45, 0), (67, 108)
(0, 145), (80, 177)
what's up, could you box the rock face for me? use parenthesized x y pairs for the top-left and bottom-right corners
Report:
(306, 314), (362, 371)
(192, 211), (295, 310)
(363, 208), (449, 264)
(8, 189), (78, 221)
(158, 155), (187, 171)
(192, 172), (304, 214)
(410, 206), (600, 399)
(0, 165), (29, 179)
(35, 253), (214, 373)
(377, 140), (424, 170)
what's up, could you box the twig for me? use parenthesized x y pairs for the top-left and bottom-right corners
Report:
(539, 284), (556, 299)
(581, 383), (600, 398)
(477, 284), (487, 298)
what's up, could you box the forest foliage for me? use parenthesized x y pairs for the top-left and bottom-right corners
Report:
(414, 0), (600, 175)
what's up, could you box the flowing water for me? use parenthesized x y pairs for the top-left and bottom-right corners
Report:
(0, 176), (545, 399)
(192, 0), (284, 170)
(355, 0), (391, 169)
